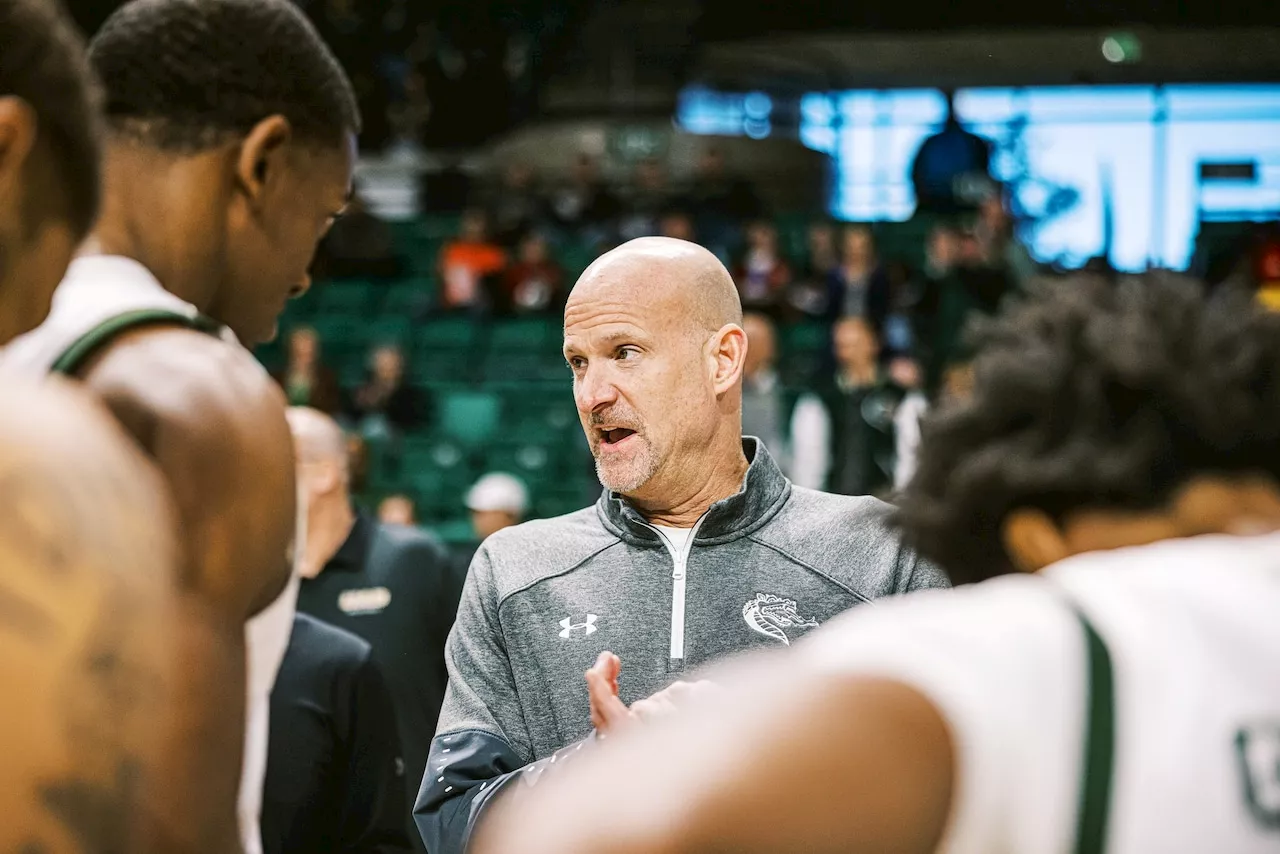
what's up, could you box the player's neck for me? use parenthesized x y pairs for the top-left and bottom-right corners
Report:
(85, 143), (223, 312)
(299, 495), (356, 579)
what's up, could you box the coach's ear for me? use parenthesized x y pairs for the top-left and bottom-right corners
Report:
(1001, 508), (1068, 574)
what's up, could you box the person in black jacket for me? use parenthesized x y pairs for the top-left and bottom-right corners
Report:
(262, 613), (410, 854)
(287, 407), (463, 852)
(347, 343), (428, 435)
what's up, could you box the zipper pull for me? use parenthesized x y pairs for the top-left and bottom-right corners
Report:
(672, 566), (685, 581)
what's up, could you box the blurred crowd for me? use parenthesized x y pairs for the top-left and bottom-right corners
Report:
(284, 141), (1043, 532)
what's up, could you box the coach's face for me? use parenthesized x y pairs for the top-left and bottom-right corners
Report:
(221, 117), (356, 346)
(564, 252), (720, 497)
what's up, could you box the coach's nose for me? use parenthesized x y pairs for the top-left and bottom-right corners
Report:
(291, 271), (313, 298)
(576, 363), (619, 415)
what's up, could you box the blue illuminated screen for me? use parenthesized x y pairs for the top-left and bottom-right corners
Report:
(676, 85), (1280, 271)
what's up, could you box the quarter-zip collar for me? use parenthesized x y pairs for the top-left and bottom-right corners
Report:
(595, 438), (791, 548)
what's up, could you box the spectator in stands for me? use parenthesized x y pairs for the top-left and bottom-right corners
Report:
(975, 191), (1036, 289)
(346, 432), (370, 493)
(910, 89), (993, 215)
(288, 408), (461, 853)
(549, 153), (620, 247)
(262, 612), (410, 854)
(438, 208), (506, 313)
(465, 472), (529, 542)
(912, 224), (963, 389)
(688, 145), (761, 258)
(485, 160), (545, 247)
(888, 355), (928, 492)
(740, 313), (790, 474)
(790, 317), (904, 496)
(734, 220), (792, 316)
(377, 494), (417, 527)
(658, 209), (697, 243)
(348, 344), (427, 436)
(313, 189), (402, 280)
(618, 157), (674, 242)
(786, 221), (840, 319)
(500, 232), (564, 315)
(274, 326), (343, 414)
(828, 225), (890, 332)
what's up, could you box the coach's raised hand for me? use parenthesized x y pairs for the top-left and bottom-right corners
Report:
(587, 651), (719, 734)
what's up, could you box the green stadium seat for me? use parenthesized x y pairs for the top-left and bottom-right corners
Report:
(417, 316), (478, 350)
(439, 390), (501, 444)
(782, 322), (830, 355)
(316, 280), (374, 315)
(366, 317), (413, 347)
(412, 349), (471, 385)
(379, 281), (429, 315)
(308, 315), (367, 349)
(488, 317), (559, 351)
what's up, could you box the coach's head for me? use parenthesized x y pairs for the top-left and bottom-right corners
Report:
(87, 0), (360, 346)
(564, 237), (748, 517)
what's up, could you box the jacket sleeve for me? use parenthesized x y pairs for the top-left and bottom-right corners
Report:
(341, 653), (413, 853)
(413, 544), (545, 853)
(899, 548), (952, 592)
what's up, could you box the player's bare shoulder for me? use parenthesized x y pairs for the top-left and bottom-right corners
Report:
(0, 378), (179, 854)
(74, 325), (296, 618)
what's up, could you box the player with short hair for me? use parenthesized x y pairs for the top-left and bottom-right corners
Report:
(472, 274), (1280, 854)
(0, 0), (100, 342)
(2, 1), (360, 851)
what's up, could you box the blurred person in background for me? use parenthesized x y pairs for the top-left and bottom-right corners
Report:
(688, 145), (761, 258)
(378, 493), (417, 527)
(658, 208), (697, 243)
(312, 188), (402, 280)
(0, 1), (361, 851)
(348, 343), (427, 436)
(289, 407), (461, 852)
(483, 160), (546, 247)
(786, 220), (840, 319)
(415, 237), (946, 854)
(740, 313), (790, 475)
(888, 355), (928, 493)
(829, 224), (891, 332)
(499, 231), (563, 315)
(618, 156), (675, 242)
(466, 471), (530, 542)
(734, 220), (792, 316)
(274, 326), (343, 414)
(975, 190), (1036, 289)
(910, 89), (993, 215)
(549, 152), (620, 247)
(471, 275), (1280, 854)
(263, 611), (410, 854)
(438, 207), (506, 313)
(791, 317), (904, 497)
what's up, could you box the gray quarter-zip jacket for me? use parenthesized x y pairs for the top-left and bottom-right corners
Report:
(413, 440), (948, 852)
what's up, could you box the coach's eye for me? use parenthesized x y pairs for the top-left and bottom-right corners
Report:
(617, 347), (640, 361)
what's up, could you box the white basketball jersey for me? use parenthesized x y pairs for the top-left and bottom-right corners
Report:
(1, 255), (296, 854)
(801, 532), (1280, 854)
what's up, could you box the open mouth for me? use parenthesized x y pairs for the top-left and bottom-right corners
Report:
(599, 427), (637, 446)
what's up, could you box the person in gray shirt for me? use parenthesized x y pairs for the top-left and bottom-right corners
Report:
(414, 236), (948, 853)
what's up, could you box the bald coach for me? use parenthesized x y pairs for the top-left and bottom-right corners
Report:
(414, 237), (949, 853)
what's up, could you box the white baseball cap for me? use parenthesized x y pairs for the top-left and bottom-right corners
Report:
(465, 472), (529, 516)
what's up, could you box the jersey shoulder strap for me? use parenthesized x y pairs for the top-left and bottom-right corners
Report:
(50, 308), (222, 377)
(1062, 595), (1117, 854)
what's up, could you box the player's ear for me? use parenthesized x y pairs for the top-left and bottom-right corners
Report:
(1001, 508), (1069, 574)
(0, 97), (37, 211)
(711, 323), (747, 395)
(1172, 475), (1280, 537)
(234, 115), (292, 208)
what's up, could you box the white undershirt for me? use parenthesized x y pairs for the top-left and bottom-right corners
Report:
(652, 524), (694, 553)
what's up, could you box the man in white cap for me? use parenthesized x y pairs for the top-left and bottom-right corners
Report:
(466, 472), (530, 541)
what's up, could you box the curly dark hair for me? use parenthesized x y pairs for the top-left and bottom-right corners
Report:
(0, 0), (102, 237)
(895, 274), (1280, 584)
(88, 0), (360, 152)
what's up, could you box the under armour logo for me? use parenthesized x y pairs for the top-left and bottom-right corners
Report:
(559, 614), (598, 638)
